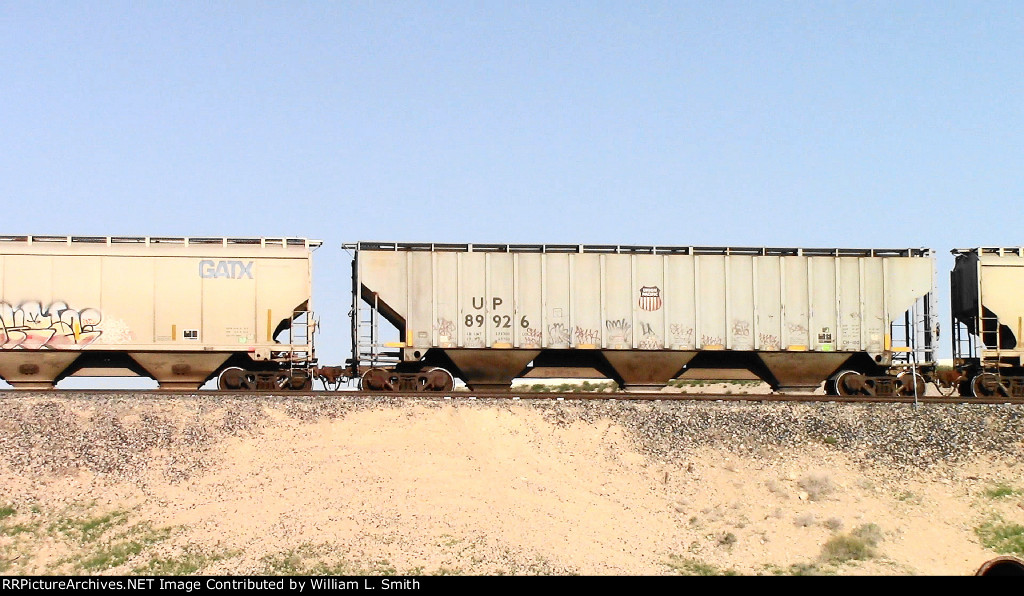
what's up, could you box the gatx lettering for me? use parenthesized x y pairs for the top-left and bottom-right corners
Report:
(198, 260), (254, 279)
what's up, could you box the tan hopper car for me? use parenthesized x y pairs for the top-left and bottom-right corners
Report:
(0, 236), (319, 390)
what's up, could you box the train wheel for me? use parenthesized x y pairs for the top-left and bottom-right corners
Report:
(971, 373), (1007, 398)
(831, 370), (866, 396)
(826, 375), (840, 395)
(218, 367), (249, 390)
(897, 372), (927, 397)
(292, 374), (313, 390)
(424, 367), (455, 392)
(361, 368), (395, 392)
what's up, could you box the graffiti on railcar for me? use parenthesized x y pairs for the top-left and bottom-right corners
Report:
(573, 326), (600, 346)
(0, 301), (105, 349)
(548, 323), (570, 346)
(701, 334), (724, 347)
(434, 317), (456, 346)
(637, 322), (662, 349)
(606, 319), (631, 346)
(670, 324), (694, 347)
(759, 333), (780, 350)
(521, 327), (542, 347)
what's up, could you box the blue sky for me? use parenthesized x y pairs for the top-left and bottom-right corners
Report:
(2, 1), (1022, 369)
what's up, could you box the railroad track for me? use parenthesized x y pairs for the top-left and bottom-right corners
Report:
(1, 389), (1022, 405)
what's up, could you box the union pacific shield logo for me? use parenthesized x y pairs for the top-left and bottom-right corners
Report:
(638, 286), (663, 311)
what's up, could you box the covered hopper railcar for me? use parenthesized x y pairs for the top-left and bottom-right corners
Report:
(0, 236), (319, 390)
(345, 242), (938, 396)
(951, 247), (1024, 397)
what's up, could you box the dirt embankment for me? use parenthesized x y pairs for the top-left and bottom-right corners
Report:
(0, 395), (1022, 576)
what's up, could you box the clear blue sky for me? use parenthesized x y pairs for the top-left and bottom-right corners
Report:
(2, 1), (1022, 369)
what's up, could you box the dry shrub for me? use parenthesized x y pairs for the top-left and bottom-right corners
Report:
(794, 512), (816, 527)
(798, 473), (836, 501)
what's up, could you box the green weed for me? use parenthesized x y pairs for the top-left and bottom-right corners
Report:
(262, 546), (405, 576)
(976, 519), (1024, 556)
(821, 535), (874, 563)
(819, 524), (883, 563)
(983, 482), (1021, 499)
(665, 554), (738, 576)
(134, 548), (237, 576)
(51, 509), (131, 543)
(763, 562), (828, 576)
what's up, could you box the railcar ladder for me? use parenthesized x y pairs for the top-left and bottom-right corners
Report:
(287, 309), (315, 377)
(889, 294), (938, 404)
(951, 317), (975, 365)
(978, 313), (1007, 371)
(355, 293), (398, 370)
(889, 295), (935, 364)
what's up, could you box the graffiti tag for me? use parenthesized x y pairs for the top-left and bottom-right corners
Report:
(732, 320), (751, 337)
(638, 322), (662, 349)
(670, 324), (694, 346)
(606, 319), (631, 345)
(548, 323), (570, 345)
(701, 335), (724, 347)
(574, 326), (600, 345)
(759, 333), (780, 349)
(522, 327), (543, 346)
(434, 317), (456, 345)
(1, 301), (104, 350)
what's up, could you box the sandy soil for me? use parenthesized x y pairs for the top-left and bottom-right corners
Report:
(0, 394), (1022, 576)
